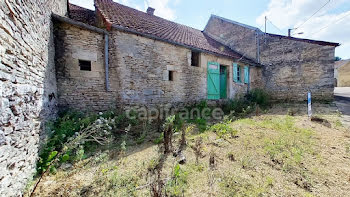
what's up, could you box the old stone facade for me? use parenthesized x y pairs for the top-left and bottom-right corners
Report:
(54, 22), (116, 111)
(0, 0), (67, 196)
(205, 15), (338, 101)
(55, 23), (257, 111)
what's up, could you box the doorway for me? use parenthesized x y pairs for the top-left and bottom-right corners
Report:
(220, 65), (227, 99)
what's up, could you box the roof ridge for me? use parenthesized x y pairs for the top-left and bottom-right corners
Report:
(93, 0), (261, 65)
(95, 0), (204, 33)
(69, 3), (94, 11)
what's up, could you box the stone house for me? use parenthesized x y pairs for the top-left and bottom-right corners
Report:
(204, 15), (339, 101)
(335, 60), (350, 87)
(54, 1), (261, 112)
(0, 0), (339, 196)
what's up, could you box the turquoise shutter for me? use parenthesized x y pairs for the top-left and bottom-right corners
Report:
(233, 63), (238, 82)
(207, 62), (220, 100)
(244, 66), (250, 84)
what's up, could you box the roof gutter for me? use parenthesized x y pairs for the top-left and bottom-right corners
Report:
(110, 23), (261, 67)
(52, 14), (110, 91)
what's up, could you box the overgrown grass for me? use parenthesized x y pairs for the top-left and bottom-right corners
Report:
(259, 116), (314, 171)
(219, 172), (268, 197)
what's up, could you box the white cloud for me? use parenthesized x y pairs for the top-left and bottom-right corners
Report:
(144, 0), (176, 20)
(69, 0), (95, 9)
(256, 0), (350, 59)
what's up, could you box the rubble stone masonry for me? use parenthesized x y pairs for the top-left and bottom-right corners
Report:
(55, 26), (258, 111)
(205, 16), (336, 101)
(0, 0), (67, 196)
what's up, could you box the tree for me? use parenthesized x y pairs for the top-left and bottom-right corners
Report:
(335, 56), (342, 61)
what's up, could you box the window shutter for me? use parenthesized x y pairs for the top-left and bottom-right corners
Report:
(244, 66), (250, 84)
(233, 63), (238, 82)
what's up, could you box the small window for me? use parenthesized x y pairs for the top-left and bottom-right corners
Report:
(79, 60), (91, 71)
(191, 51), (200, 67)
(169, 71), (174, 81)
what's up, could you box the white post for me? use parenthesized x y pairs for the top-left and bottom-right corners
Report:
(308, 92), (312, 118)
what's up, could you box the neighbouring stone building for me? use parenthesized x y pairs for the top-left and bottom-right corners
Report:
(0, 0), (339, 196)
(335, 60), (350, 87)
(204, 15), (339, 101)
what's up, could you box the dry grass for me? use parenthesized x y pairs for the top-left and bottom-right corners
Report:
(29, 103), (350, 197)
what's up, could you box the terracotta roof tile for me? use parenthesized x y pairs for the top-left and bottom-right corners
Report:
(94, 0), (259, 65)
(69, 4), (96, 26)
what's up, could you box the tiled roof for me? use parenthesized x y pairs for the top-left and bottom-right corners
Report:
(94, 0), (259, 65)
(68, 4), (96, 26)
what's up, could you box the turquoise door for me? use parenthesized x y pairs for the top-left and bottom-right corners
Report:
(220, 66), (227, 99)
(207, 62), (220, 100)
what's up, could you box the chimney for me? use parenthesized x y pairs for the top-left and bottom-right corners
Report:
(147, 7), (155, 15)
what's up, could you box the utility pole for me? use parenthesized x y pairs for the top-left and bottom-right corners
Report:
(264, 16), (267, 34)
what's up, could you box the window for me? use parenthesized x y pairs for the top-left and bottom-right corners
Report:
(191, 51), (200, 67)
(233, 63), (242, 83)
(79, 60), (91, 71)
(169, 71), (174, 81)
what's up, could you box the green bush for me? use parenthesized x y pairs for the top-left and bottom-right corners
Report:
(246, 88), (270, 108)
(166, 164), (188, 196)
(37, 111), (94, 175)
(36, 110), (131, 175)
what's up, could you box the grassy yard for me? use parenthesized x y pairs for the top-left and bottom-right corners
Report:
(28, 103), (350, 197)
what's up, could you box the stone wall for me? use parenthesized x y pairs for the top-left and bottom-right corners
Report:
(205, 16), (336, 101)
(55, 25), (260, 112)
(0, 0), (67, 196)
(336, 61), (350, 87)
(109, 29), (256, 108)
(55, 22), (116, 112)
(259, 35), (335, 101)
(204, 16), (258, 61)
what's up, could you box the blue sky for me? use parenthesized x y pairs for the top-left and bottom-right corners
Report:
(71, 0), (350, 59)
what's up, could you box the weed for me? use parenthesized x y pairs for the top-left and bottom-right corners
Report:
(209, 120), (238, 139)
(166, 164), (188, 196)
(191, 137), (203, 165)
(108, 171), (140, 196)
(219, 173), (267, 197)
(262, 116), (314, 172)
(239, 155), (255, 170)
(265, 176), (274, 187)
(188, 117), (207, 133)
(335, 119), (343, 128)
(153, 133), (164, 145)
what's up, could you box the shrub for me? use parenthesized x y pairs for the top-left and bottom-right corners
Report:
(246, 88), (270, 108)
(36, 110), (122, 175)
(166, 164), (188, 196)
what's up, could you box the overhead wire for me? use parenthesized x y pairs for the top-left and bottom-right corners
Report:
(293, 0), (331, 32)
(307, 11), (350, 37)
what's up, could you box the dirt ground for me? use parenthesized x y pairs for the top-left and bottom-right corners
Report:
(28, 103), (350, 197)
